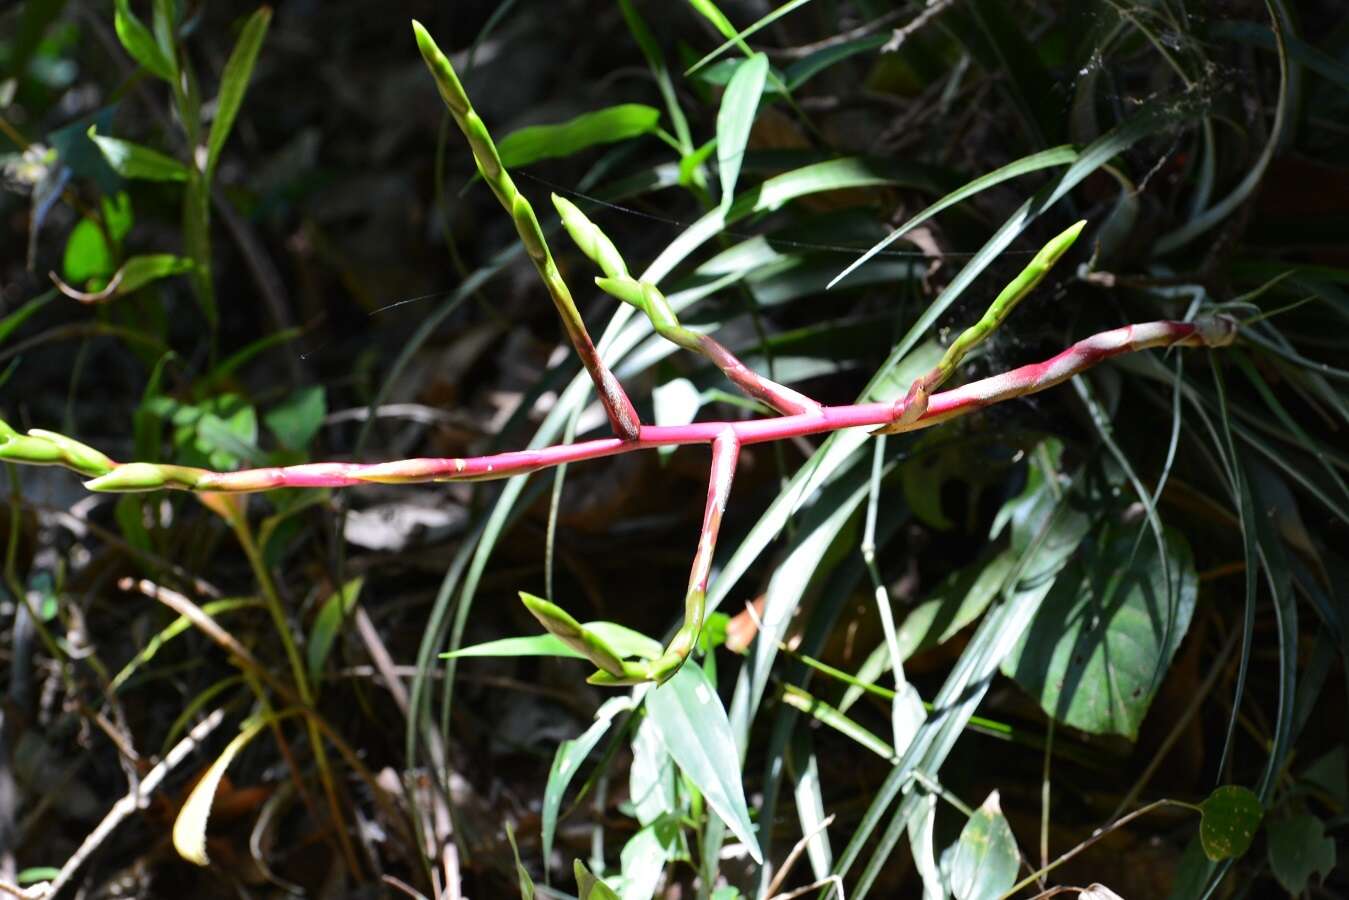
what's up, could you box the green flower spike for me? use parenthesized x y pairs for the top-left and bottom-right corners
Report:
(519, 592), (628, 679)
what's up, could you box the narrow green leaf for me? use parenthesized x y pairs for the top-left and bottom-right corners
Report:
(87, 127), (189, 182)
(781, 684), (895, 760)
(505, 822), (536, 899)
(686, 0), (815, 76)
(716, 53), (769, 209)
(828, 145), (1078, 288)
(542, 697), (633, 868)
(116, 254), (194, 294)
(496, 104), (661, 169)
(442, 622), (662, 662)
(1198, 785), (1263, 861)
(206, 6), (272, 180)
(114, 0), (175, 80)
(647, 664), (762, 863)
(0, 290), (54, 346)
(948, 792), (1019, 900)
(306, 577), (363, 683)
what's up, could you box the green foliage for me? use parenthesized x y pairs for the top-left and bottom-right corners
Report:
(1003, 525), (1199, 739)
(1199, 786), (1264, 862)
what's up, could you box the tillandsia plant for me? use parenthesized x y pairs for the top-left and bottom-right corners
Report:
(0, 23), (1239, 691)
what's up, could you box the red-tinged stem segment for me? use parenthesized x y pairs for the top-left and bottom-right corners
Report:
(694, 333), (822, 416)
(590, 428), (740, 686)
(62, 317), (1232, 493)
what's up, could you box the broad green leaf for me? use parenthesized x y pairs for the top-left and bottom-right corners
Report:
(618, 822), (678, 900)
(1198, 785), (1263, 861)
(575, 860), (621, 900)
(114, 0), (174, 80)
(948, 792), (1018, 900)
(443, 622), (662, 662)
(87, 127), (189, 181)
(116, 254), (194, 294)
(496, 104), (660, 169)
(264, 385), (326, 451)
(647, 664), (762, 863)
(630, 715), (677, 826)
(1266, 814), (1335, 894)
(1002, 526), (1198, 739)
(542, 696), (634, 868)
(205, 7), (271, 180)
(716, 53), (769, 209)
(307, 577), (363, 683)
(62, 217), (113, 284)
(174, 715), (272, 865)
(505, 822), (535, 899)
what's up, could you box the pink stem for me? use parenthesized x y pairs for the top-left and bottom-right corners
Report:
(91, 318), (1224, 493)
(695, 334), (822, 417)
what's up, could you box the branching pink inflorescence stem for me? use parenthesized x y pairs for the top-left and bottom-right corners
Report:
(67, 317), (1229, 495)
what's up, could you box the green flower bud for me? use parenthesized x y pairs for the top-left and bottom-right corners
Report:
(519, 591), (626, 677)
(27, 430), (115, 477)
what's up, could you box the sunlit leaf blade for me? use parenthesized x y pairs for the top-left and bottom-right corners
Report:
(542, 697), (633, 868)
(827, 145), (1078, 289)
(306, 577), (363, 683)
(173, 716), (271, 865)
(647, 664), (762, 863)
(442, 621), (662, 662)
(506, 822), (536, 899)
(114, 0), (175, 80)
(497, 104), (661, 169)
(716, 53), (769, 209)
(206, 6), (272, 179)
(948, 792), (1019, 900)
(87, 127), (189, 181)
(685, 0), (814, 75)
(1198, 785), (1263, 861)
(575, 859), (621, 900)
(1002, 526), (1199, 739)
(117, 254), (194, 294)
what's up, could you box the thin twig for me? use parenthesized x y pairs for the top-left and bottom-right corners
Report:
(46, 708), (227, 897)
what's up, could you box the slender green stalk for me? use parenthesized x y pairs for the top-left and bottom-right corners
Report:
(230, 512), (362, 877)
(879, 220), (1086, 432)
(411, 21), (641, 441)
(555, 194), (821, 416)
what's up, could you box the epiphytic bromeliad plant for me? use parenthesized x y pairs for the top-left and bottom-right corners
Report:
(0, 23), (1237, 688)
(10, 4), (1337, 896)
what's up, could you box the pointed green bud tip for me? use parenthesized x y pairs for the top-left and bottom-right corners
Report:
(586, 667), (649, 687)
(518, 591), (582, 638)
(85, 462), (171, 492)
(1039, 219), (1088, 266)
